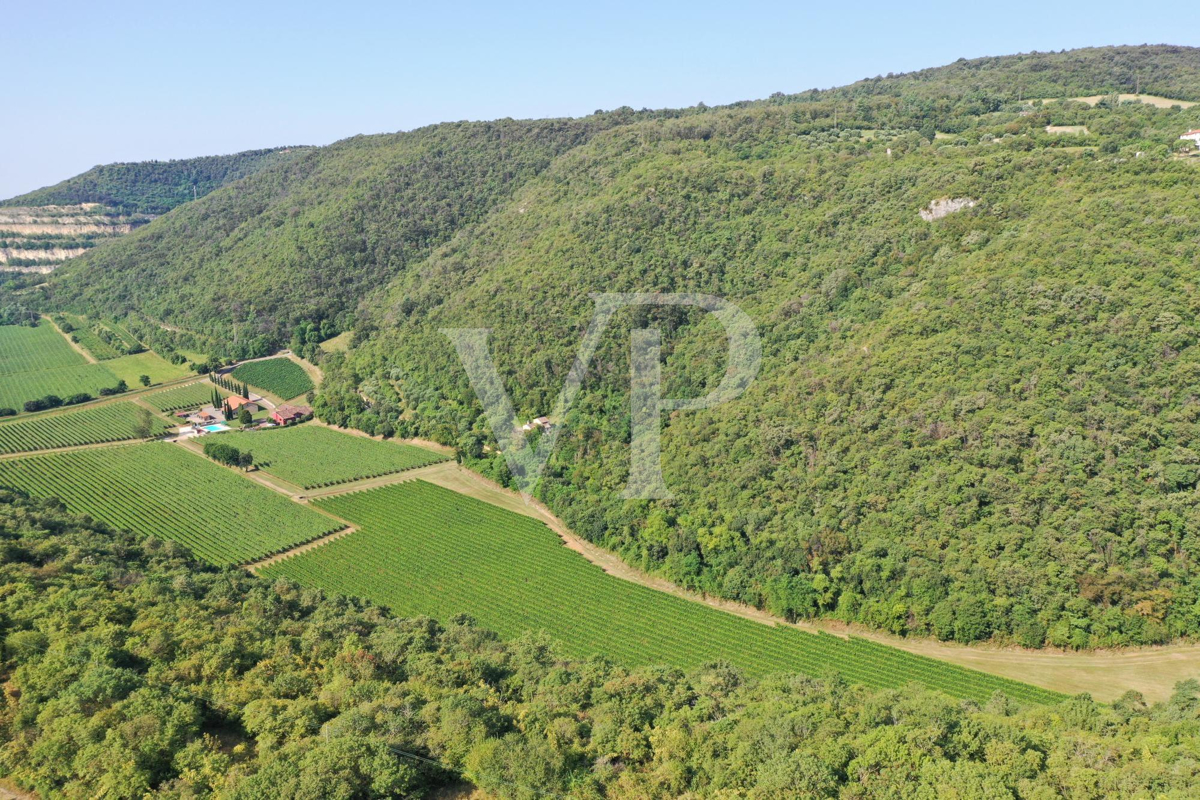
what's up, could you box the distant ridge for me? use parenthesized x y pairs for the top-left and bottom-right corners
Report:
(2, 146), (311, 215)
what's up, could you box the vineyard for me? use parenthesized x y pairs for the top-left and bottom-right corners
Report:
(56, 315), (121, 360)
(0, 324), (122, 410)
(0, 402), (171, 454)
(263, 481), (1065, 706)
(214, 425), (447, 488)
(145, 381), (229, 413)
(0, 322), (92, 375)
(231, 357), (313, 399)
(0, 443), (342, 565)
(103, 320), (142, 351)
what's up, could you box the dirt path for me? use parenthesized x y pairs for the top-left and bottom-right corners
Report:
(0, 438), (155, 461)
(285, 351), (323, 386)
(302, 461), (457, 499)
(0, 779), (37, 800)
(245, 526), (358, 572)
(43, 315), (96, 364)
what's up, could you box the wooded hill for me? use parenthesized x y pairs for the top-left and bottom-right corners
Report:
(5, 490), (1200, 797)
(31, 44), (1200, 650)
(1, 146), (309, 215)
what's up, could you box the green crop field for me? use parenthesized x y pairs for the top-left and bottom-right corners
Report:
(0, 323), (122, 411)
(144, 381), (229, 413)
(0, 443), (342, 565)
(0, 322), (91, 375)
(263, 481), (1065, 706)
(231, 357), (313, 399)
(57, 315), (121, 360)
(0, 364), (125, 412)
(0, 402), (172, 454)
(214, 425), (447, 488)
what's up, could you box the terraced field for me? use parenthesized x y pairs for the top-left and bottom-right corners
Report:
(0, 324), (120, 410)
(263, 481), (1065, 706)
(231, 357), (313, 399)
(0, 443), (342, 565)
(215, 425), (447, 488)
(145, 381), (229, 413)
(0, 402), (171, 454)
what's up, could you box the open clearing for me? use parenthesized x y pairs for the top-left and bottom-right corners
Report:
(0, 443), (343, 565)
(1033, 93), (1197, 108)
(262, 480), (1062, 706)
(104, 351), (193, 386)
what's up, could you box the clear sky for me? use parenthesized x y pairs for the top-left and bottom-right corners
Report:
(1, 0), (1191, 200)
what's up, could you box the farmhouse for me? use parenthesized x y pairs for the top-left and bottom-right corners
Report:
(521, 415), (552, 432)
(187, 407), (223, 425)
(1180, 129), (1200, 146)
(271, 404), (312, 425)
(226, 395), (259, 414)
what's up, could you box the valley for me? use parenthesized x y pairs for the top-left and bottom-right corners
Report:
(6, 41), (1200, 798)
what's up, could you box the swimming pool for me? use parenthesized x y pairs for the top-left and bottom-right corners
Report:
(201, 424), (231, 433)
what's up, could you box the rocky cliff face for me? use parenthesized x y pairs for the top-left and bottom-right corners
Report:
(0, 203), (151, 270)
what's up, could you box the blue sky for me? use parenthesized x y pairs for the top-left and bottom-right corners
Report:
(1, 1), (1191, 199)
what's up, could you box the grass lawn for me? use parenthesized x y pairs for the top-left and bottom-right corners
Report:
(319, 331), (353, 352)
(105, 351), (193, 386)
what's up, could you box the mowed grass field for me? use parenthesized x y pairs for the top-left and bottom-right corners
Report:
(0, 402), (172, 454)
(231, 357), (313, 399)
(104, 351), (193, 386)
(215, 425), (447, 488)
(262, 481), (1064, 706)
(0, 443), (343, 565)
(0, 324), (120, 410)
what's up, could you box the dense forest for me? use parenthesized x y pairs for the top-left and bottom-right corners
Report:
(6, 490), (1200, 798)
(25, 45), (1200, 650)
(1, 148), (308, 215)
(43, 114), (672, 350)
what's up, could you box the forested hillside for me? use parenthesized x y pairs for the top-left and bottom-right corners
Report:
(34, 45), (1200, 650)
(6, 490), (1200, 798)
(44, 113), (671, 352)
(2, 147), (308, 214)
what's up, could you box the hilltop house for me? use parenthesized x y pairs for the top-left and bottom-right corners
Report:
(271, 404), (312, 425)
(521, 416), (552, 432)
(1180, 130), (1200, 147)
